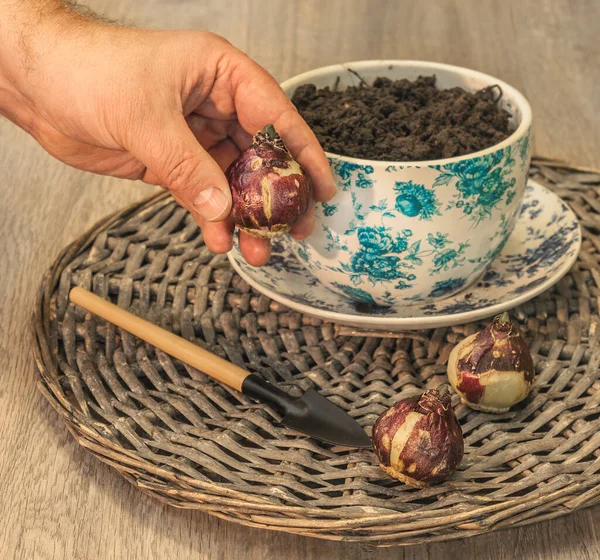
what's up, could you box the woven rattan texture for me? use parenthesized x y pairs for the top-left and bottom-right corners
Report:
(34, 160), (600, 546)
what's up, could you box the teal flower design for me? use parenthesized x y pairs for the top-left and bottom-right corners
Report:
(369, 199), (396, 219)
(339, 224), (471, 289)
(518, 135), (529, 160)
(434, 149), (517, 224)
(329, 159), (375, 191)
(332, 282), (376, 304)
(322, 224), (348, 252)
(393, 181), (441, 220)
(356, 172), (373, 189)
(321, 202), (338, 216)
(381, 291), (397, 306)
(351, 253), (403, 280)
(357, 226), (408, 255)
(517, 131), (532, 170)
(428, 239), (470, 274)
(296, 245), (310, 263)
(332, 161), (359, 180)
(429, 277), (467, 298)
(446, 151), (504, 192)
(342, 226), (417, 288)
(433, 249), (459, 269)
(469, 213), (514, 272)
(476, 168), (516, 209)
(427, 232), (449, 250)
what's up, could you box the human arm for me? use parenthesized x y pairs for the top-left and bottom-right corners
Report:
(0, 1), (335, 265)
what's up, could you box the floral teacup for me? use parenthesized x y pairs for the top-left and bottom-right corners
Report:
(281, 61), (532, 306)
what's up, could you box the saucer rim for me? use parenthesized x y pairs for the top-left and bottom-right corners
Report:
(227, 180), (582, 329)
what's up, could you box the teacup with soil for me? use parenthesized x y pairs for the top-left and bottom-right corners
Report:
(281, 61), (532, 307)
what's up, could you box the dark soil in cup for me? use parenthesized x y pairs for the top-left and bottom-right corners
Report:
(291, 75), (513, 161)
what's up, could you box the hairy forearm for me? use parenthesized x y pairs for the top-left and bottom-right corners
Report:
(0, 1), (117, 131)
(0, 1), (74, 127)
(1, 1), (77, 79)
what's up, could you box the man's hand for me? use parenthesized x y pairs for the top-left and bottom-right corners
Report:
(0, 2), (335, 265)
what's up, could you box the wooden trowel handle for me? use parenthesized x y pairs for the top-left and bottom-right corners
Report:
(69, 286), (249, 391)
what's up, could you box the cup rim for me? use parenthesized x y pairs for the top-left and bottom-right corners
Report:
(280, 59), (533, 167)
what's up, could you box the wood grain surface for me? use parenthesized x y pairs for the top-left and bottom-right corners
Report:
(1, 0), (599, 558)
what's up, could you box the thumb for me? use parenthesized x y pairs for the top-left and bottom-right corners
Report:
(131, 115), (232, 222)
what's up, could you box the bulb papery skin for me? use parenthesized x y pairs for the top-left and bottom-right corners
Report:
(225, 125), (313, 239)
(372, 387), (464, 488)
(447, 313), (535, 413)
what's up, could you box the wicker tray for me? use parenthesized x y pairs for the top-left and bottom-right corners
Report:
(34, 159), (600, 547)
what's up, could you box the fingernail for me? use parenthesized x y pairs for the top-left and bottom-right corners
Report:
(193, 188), (229, 221)
(327, 181), (337, 200)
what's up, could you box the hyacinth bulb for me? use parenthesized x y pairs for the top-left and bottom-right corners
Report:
(225, 124), (313, 239)
(447, 312), (535, 413)
(372, 386), (464, 488)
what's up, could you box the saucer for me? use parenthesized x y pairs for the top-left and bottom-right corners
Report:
(227, 181), (581, 330)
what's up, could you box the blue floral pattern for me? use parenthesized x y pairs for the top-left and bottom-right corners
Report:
(517, 130), (532, 171)
(385, 165), (405, 173)
(228, 182), (581, 328)
(297, 133), (532, 306)
(393, 181), (440, 220)
(365, 182), (441, 222)
(426, 233), (470, 273)
(431, 148), (518, 224)
(429, 277), (467, 298)
(503, 221), (579, 279)
(331, 283), (376, 304)
(327, 226), (471, 291)
(321, 224), (348, 252)
(321, 202), (339, 217)
(468, 213), (514, 273)
(340, 226), (416, 289)
(519, 195), (543, 221)
(328, 158), (375, 191)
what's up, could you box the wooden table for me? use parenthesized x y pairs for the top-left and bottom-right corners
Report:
(2, 1), (599, 558)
